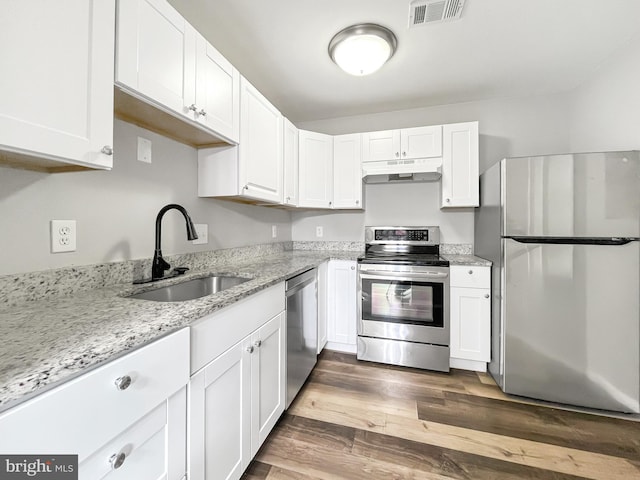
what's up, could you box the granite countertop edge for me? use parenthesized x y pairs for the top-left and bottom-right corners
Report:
(0, 250), (488, 413)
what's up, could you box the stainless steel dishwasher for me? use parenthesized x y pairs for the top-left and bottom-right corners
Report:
(285, 268), (318, 408)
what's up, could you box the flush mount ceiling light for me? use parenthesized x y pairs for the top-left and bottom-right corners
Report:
(328, 23), (398, 76)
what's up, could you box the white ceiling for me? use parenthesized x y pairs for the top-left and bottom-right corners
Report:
(167, 0), (640, 123)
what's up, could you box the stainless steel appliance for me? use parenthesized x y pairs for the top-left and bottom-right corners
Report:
(285, 268), (318, 408)
(475, 151), (640, 413)
(357, 226), (450, 372)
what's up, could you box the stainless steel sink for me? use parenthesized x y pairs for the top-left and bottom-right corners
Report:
(127, 275), (250, 302)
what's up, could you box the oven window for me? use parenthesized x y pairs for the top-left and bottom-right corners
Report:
(361, 278), (444, 327)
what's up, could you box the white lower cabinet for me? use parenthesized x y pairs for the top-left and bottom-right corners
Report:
(326, 260), (358, 353)
(450, 265), (491, 372)
(188, 283), (286, 480)
(0, 328), (190, 480)
(317, 261), (329, 353)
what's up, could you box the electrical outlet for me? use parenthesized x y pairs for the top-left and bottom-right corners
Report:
(51, 220), (76, 253)
(137, 137), (152, 163)
(192, 224), (208, 245)
(316, 226), (323, 238)
(272, 225), (277, 238)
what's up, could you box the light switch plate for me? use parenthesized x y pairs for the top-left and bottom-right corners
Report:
(192, 224), (208, 245)
(51, 220), (76, 253)
(137, 137), (152, 163)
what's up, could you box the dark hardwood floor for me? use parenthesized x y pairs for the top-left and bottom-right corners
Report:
(243, 351), (640, 480)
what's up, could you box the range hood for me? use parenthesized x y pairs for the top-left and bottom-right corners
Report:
(362, 157), (442, 184)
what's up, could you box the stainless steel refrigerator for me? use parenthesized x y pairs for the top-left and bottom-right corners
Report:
(475, 152), (640, 413)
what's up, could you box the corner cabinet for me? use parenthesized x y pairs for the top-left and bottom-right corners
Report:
(298, 130), (334, 208)
(198, 77), (284, 204)
(450, 265), (491, 372)
(0, 328), (190, 479)
(283, 118), (299, 207)
(0, 0), (115, 172)
(441, 121), (479, 208)
(115, 0), (240, 146)
(326, 260), (358, 353)
(333, 134), (363, 209)
(188, 284), (286, 480)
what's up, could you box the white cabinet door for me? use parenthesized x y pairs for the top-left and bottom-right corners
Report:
(0, 0), (114, 170)
(362, 130), (400, 162)
(450, 265), (491, 370)
(441, 121), (479, 208)
(192, 30), (240, 143)
(317, 261), (328, 354)
(298, 130), (334, 208)
(240, 77), (284, 203)
(327, 260), (358, 353)
(401, 125), (442, 160)
(116, 0), (190, 119)
(189, 339), (251, 480)
(250, 312), (285, 456)
(333, 133), (363, 209)
(283, 118), (299, 206)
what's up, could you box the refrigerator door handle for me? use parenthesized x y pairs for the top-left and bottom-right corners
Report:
(506, 236), (638, 246)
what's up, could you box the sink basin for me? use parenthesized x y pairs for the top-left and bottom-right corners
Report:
(127, 275), (250, 302)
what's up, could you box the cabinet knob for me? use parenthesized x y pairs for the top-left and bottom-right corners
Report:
(109, 451), (126, 470)
(198, 109), (207, 117)
(484, 293), (490, 298)
(445, 198), (451, 203)
(114, 375), (132, 391)
(402, 151), (406, 157)
(188, 104), (198, 112)
(243, 185), (249, 190)
(395, 152), (400, 158)
(254, 340), (262, 348)
(246, 345), (254, 354)
(350, 266), (355, 270)
(356, 200), (359, 205)
(286, 196), (291, 201)
(468, 270), (474, 275)
(329, 201), (332, 206)
(101, 145), (113, 156)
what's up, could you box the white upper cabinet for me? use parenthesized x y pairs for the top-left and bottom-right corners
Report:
(333, 133), (363, 209)
(239, 77), (284, 203)
(362, 126), (442, 163)
(283, 118), (299, 207)
(0, 0), (115, 172)
(115, 0), (239, 145)
(298, 130), (334, 208)
(441, 121), (479, 208)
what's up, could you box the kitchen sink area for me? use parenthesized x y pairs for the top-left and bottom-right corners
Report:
(126, 275), (251, 302)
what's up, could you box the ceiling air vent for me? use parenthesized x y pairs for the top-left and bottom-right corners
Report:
(409, 0), (466, 27)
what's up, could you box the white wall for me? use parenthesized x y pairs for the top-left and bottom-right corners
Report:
(0, 120), (291, 276)
(569, 34), (640, 153)
(293, 92), (573, 244)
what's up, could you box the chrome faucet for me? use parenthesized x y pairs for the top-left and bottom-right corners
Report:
(151, 204), (198, 280)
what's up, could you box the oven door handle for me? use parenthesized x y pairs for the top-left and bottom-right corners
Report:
(360, 271), (449, 281)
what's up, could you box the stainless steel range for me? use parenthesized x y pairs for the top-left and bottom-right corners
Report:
(357, 226), (450, 372)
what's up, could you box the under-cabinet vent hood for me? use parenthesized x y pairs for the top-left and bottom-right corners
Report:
(362, 157), (442, 184)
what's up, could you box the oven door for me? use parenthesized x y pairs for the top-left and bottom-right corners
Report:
(358, 266), (450, 346)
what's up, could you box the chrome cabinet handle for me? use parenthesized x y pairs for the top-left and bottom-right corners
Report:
(254, 340), (262, 348)
(114, 375), (132, 391)
(109, 451), (126, 470)
(188, 104), (198, 112)
(101, 146), (113, 155)
(484, 293), (490, 298)
(198, 109), (207, 117)
(246, 345), (254, 354)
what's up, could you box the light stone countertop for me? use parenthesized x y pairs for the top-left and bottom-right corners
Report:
(442, 254), (492, 266)
(0, 250), (359, 413)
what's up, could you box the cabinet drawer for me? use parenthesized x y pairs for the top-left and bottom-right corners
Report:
(81, 387), (186, 480)
(450, 266), (490, 289)
(0, 328), (189, 460)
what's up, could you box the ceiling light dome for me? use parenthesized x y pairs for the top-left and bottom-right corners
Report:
(328, 23), (397, 76)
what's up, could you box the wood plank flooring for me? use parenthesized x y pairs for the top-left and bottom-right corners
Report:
(243, 351), (640, 480)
